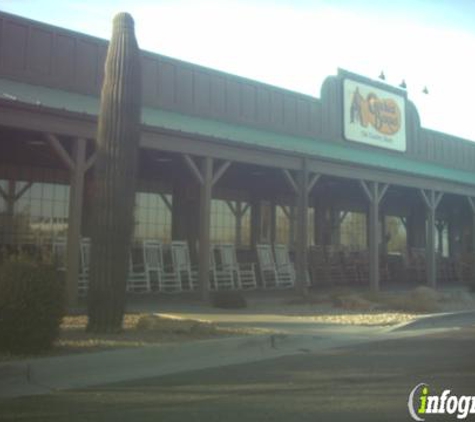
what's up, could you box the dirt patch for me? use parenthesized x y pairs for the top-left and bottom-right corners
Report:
(277, 286), (475, 325)
(0, 313), (268, 362)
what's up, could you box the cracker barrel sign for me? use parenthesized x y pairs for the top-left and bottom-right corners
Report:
(343, 79), (406, 151)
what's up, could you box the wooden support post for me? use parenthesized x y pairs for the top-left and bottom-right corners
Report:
(46, 134), (75, 170)
(171, 183), (188, 241)
(314, 201), (325, 245)
(183, 155), (231, 301)
(420, 189), (443, 288)
(250, 197), (261, 247)
(66, 138), (87, 307)
(226, 200), (248, 247)
(6, 181), (16, 216)
(330, 208), (341, 246)
(235, 201), (243, 247)
(199, 157), (213, 301)
(159, 193), (172, 212)
(467, 197), (475, 285)
(0, 183), (7, 202)
(289, 206), (295, 246)
(283, 163), (319, 296)
(295, 158), (309, 296)
(46, 133), (90, 308)
(270, 201), (276, 245)
(435, 220), (445, 256)
(360, 180), (389, 292)
(427, 200), (437, 288)
(381, 213), (387, 256)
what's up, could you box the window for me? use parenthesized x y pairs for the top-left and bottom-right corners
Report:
(0, 179), (69, 246)
(210, 199), (251, 246)
(385, 216), (407, 254)
(134, 192), (172, 242)
(340, 211), (367, 250)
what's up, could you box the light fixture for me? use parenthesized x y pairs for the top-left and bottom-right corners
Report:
(379, 71), (385, 80)
(422, 86), (429, 94)
(399, 80), (407, 89)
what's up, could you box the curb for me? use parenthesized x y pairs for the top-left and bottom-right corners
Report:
(0, 334), (302, 399)
(388, 310), (475, 332)
(3, 311), (474, 399)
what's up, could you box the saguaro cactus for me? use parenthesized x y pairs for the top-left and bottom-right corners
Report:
(87, 13), (141, 333)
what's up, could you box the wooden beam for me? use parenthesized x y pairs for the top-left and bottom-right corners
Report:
(377, 183), (389, 204)
(250, 197), (261, 247)
(14, 181), (33, 201)
(307, 157), (475, 198)
(368, 190), (380, 291)
(420, 189), (443, 211)
(85, 151), (97, 172)
(142, 129), (301, 171)
(183, 154), (204, 185)
(468, 197), (475, 214)
(225, 200), (237, 216)
(289, 206), (296, 245)
(241, 203), (250, 216)
(435, 191), (444, 209)
(472, 222), (475, 286)
(211, 161), (231, 186)
(359, 181), (389, 292)
(359, 180), (373, 202)
(338, 210), (349, 225)
(159, 193), (172, 212)
(419, 189), (442, 288)
(282, 169), (298, 195)
(0, 183), (7, 200)
(399, 216), (407, 229)
(295, 158), (309, 296)
(65, 137), (87, 307)
(198, 157), (213, 301)
(270, 200), (277, 244)
(280, 205), (291, 220)
(6, 181), (15, 216)
(3, 105), (475, 199)
(46, 133), (75, 171)
(420, 189), (430, 209)
(426, 202), (437, 288)
(235, 201), (242, 246)
(308, 173), (321, 194)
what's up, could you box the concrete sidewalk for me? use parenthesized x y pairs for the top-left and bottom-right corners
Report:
(1, 309), (475, 400)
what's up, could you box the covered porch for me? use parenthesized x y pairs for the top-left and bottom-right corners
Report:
(1, 118), (474, 308)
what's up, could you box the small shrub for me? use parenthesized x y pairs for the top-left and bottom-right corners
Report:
(328, 287), (355, 303)
(331, 293), (377, 311)
(381, 286), (441, 313)
(0, 255), (65, 354)
(211, 291), (247, 309)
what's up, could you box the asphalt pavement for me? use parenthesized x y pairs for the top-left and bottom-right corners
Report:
(1, 324), (474, 421)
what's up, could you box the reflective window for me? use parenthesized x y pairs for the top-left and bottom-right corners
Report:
(275, 205), (293, 245)
(0, 179), (69, 246)
(385, 216), (407, 254)
(340, 212), (367, 250)
(210, 200), (250, 246)
(134, 192), (172, 241)
(275, 205), (314, 246)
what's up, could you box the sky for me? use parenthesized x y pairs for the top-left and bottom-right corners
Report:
(1, 0), (475, 141)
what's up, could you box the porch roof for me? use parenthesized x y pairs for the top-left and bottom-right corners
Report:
(1, 77), (475, 189)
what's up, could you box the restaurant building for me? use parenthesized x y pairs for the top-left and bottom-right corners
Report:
(1, 11), (474, 305)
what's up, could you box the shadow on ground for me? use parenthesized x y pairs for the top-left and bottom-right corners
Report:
(1, 326), (474, 421)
